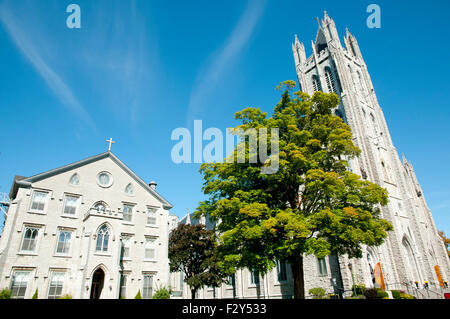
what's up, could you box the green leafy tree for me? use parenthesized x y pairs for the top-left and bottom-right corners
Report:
(197, 82), (393, 299)
(168, 224), (229, 299)
(134, 290), (142, 299)
(32, 288), (38, 299)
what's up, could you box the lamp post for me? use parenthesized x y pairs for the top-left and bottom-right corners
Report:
(348, 263), (357, 297)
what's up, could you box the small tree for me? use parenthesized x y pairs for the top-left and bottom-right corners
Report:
(169, 223), (229, 299)
(0, 288), (11, 299)
(134, 290), (142, 299)
(308, 287), (325, 299)
(32, 289), (38, 299)
(152, 286), (172, 299)
(351, 283), (366, 296)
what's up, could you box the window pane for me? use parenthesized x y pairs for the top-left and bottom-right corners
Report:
(251, 271), (259, 285)
(125, 184), (134, 195)
(123, 205), (133, 222)
(69, 173), (80, 185)
(21, 228), (38, 252)
(48, 272), (64, 299)
(143, 275), (153, 299)
(10, 271), (30, 299)
(64, 196), (78, 215)
(31, 191), (47, 211)
(277, 261), (287, 281)
(145, 239), (155, 259)
(147, 208), (157, 225)
(120, 275), (128, 298)
(99, 173), (110, 185)
(318, 258), (328, 276)
(96, 226), (109, 252)
(121, 236), (131, 258)
(56, 231), (71, 254)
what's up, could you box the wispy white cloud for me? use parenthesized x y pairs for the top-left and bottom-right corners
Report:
(186, 0), (266, 124)
(77, 0), (159, 134)
(0, 2), (96, 130)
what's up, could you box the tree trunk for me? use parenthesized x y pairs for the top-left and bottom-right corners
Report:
(191, 288), (196, 299)
(291, 255), (305, 299)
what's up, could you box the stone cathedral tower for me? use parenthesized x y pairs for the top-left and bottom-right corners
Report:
(292, 12), (449, 294)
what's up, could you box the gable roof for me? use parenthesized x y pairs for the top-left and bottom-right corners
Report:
(10, 151), (173, 209)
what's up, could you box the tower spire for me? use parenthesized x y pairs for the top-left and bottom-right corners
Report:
(316, 17), (322, 29)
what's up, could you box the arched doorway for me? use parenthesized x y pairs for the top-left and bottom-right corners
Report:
(402, 237), (421, 284)
(90, 268), (105, 299)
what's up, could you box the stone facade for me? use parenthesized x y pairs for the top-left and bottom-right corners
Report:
(292, 12), (449, 295)
(0, 151), (173, 299)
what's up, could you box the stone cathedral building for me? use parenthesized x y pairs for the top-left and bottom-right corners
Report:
(290, 12), (450, 296)
(171, 12), (449, 299)
(0, 151), (174, 299)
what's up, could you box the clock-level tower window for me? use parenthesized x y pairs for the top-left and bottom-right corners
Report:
(312, 75), (322, 92)
(324, 67), (337, 94)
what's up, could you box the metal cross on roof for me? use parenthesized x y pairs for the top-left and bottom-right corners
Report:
(106, 138), (116, 152)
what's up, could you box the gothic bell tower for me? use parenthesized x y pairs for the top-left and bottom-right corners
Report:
(292, 12), (450, 294)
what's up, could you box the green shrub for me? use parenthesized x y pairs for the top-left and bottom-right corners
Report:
(391, 290), (401, 299)
(58, 294), (73, 299)
(345, 295), (365, 299)
(363, 288), (380, 299)
(135, 290), (142, 299)
(0, 288), (11, 299)
(377, 289), (388, 299)
(351, 284), (366, 296)
(308, 287), (326, 299)
(32, 289), (38, 299)
(152, 286), (172, 299)
(399, 293), (415, 299)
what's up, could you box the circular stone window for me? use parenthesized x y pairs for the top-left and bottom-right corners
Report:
(97, 171), (113, 188)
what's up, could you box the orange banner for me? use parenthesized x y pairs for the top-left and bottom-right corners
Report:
(374, 262), (386, 290)
(435, 265), (444, 288)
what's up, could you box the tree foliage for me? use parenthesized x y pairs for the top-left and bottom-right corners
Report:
(134, 290), (142, 299)
(197, 83), (393, 298)
(438, 231), (450, 258)
(152, 286), (172, 299)
(0, 288), (11, 299)
(168, 223), (229, 299)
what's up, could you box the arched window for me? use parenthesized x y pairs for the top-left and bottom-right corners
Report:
(324, 67), (337, 94)
(21, 227), (39, 252)
(93, 202), (108, 213)
(312, 75), (322, 92)
(357, 71), (367, 99)
(96, 225), (110, 252)
(381, 160), (389, 182)
(125, 183), (134, 196)
(69, 173), (80, 186)
(370, 113), (379, 136)
(402, 237), (422, 283)
(367, 251), (376, 286)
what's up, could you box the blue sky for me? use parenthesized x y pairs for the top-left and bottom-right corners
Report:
(0, 0), (449, 235)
